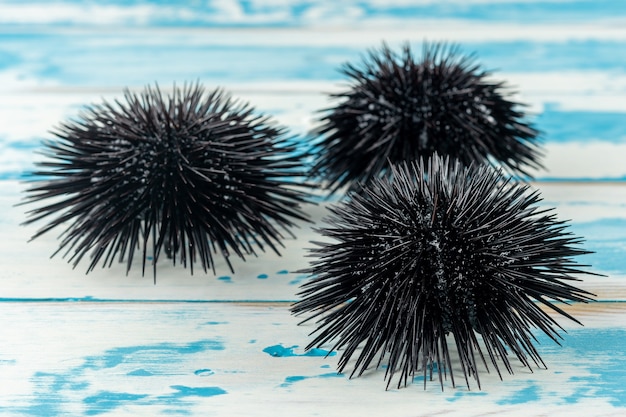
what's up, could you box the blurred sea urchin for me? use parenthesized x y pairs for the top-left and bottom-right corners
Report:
(310, 42), (542, 194)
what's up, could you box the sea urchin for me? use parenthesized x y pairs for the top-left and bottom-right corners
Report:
(23, 83), (311, 278)
(292, 155), (595, 389)
(311, 42), (542, 194)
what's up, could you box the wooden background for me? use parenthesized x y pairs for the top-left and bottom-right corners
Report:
(1, 1), (626, 416)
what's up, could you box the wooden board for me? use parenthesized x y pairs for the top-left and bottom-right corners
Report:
(0, 301), (625, 416)
(1, 1), (626, 415)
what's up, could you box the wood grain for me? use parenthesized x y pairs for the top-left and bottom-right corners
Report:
(1, 1), (626, 415)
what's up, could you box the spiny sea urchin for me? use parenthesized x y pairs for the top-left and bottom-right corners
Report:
(310, 42), (542, 194)
(292, 155), (595, 389)
(23, 83), (311, 278)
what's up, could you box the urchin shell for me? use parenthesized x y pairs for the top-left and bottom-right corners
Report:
(292, 155), (595, 389)
(23, 83), (311, 277)
(310, 42), (542, 194)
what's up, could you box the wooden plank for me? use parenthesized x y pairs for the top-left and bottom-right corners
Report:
(1, 1), (626, 415)
(0, 1), (625, 28)
(1, 18), (626, 181)
(3, 181), (626, 301)
(0, 301), (624, 416)
(3, 86), (626, 181)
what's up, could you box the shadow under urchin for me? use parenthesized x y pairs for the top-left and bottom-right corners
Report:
(22, 83), (311, 278)
(292, 155), (596, 389)
(310, 42), (543, 195)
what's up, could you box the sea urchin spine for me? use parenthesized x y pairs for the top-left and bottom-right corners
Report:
(293, 154), (595, 389)
(23, 83), (311, 278)
(310, 42), (542, 194)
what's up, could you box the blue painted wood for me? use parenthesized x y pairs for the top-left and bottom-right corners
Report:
(0, 1), (625, 180)
(0, 302), (623, 416)
(0, 0), (625, 27)
(2, 35), (626, 85)
(1, 2), (626, 415)
(1, 181), (623, 302)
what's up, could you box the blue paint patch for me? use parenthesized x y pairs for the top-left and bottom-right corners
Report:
(71, 382), (90, 390)
(26, 371), (79, 414)
(320, 364), (331, 369)
(18, 401), (61, 417)
(4, 1), (624, 28)
(161, 410), (190, 416)
(163, 385), (227, 399)
(563, 387), (589, 405)
(3, 339), (226, 415)
(127, 369), (153, 376)
(86, 339), (225, 369)
(535, 328), (626, 407)
(376, 2), (626, 24)
(280, 375), (307, 387)
(83, 391), (148, 416)
(446, 391), (489, 402)
(305, 347), (336, 357)
(462, 39), (626, 73)
(280, 373), (343, 388)
(2, 33), (626, 100)
(497, 383), (540, 405)
(203, 321), (228, 325)
(262, 344), (336, 357)
(319, 372), (342, 379)
(194, 369), (215, 377)
(570, 218), (626, 241)
(257, 274), (268, 279)
(289, 274), (309, 285)
(568, 376), (590, 382)
(567, 218), (626, 274)
(446, 391), (464, 403)
(538, 176), (626, 182)
(18, 372), (68, 415)
(0, 172), (28, 180)
(263, 344), (297, 357)
(1, 140), (41, 150)
(249, 339), (257, 344)
(536, 104), (626, 143)
(0, 50), (21, 70)
(276, 270), (289, 275)
(217, 276), (232, 283)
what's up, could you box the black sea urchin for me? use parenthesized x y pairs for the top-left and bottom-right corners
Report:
(311, 42), (542, 194)
(292, 155), (595, 389)
(23, 83), (311, 278)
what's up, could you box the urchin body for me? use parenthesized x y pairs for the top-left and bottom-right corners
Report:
(311, 42), (542, 194)
(293, 155), (594, 389)
(24, 84), (310, 277)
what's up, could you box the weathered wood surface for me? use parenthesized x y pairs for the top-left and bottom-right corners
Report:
(0, 301), (624, 416)
(1, 1), (626, 415)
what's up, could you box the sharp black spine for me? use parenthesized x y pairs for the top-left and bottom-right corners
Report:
(23, 83), (311, 279)
(310, 42), (543, 194)
(292, 154), (596, 389)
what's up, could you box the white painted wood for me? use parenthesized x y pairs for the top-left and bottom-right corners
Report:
(3, 181), (626, 301)
(0, 302), (624, 417)
(2, 1), (626, 414)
